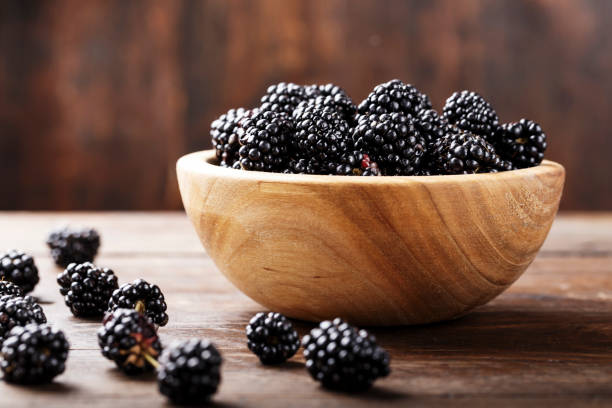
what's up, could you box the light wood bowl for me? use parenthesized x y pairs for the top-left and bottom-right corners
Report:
(177, 150), (565, 326)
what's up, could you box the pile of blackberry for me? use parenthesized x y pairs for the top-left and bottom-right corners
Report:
(209, 80), (548, 174)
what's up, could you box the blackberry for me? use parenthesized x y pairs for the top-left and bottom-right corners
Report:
(237, 110), (293, 172)
(494, 119), (547, 169)
(157, 339), (222, 405)
(0, 281), (23, 297)
(415, 108), (452, 144)
(246, 312), (300, 364)
(335, 151), (381, 176)
(352, 113), (426, 175)
(108, 278), (169, 326)
(302, 318), (390, 391)
(259, 82), (307, 116)
(210, 108), (251, 167)
(1, 323), (69, 384)
(429, 130), (504, 174)
(98, 308), (162, 375)
(358, 79), (431, 117)
(0, 250), (39, 294)
(57, 262), (119, 318)
(0, 294), (47, 340)
(442, 90), (499, 140)
(47, 227), (101, 267)
(303, 83), (357, 122)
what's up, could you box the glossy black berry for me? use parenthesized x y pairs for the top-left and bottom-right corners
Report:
(0, 294), (47, 340)
(352, 112), (426, 175)
(237, 110), (294, 172)
(246, 312), (300, 364)
(303, 83), (357, 123)
(57, 262), (119, 318)
(442, 90), (499, 140)
(358, 79), (431, 117)
(259, 82), (307, 116)
(415, 108), (453, 144)
(0, 250), (39, 294)
(494, 119), (547, 169)
(47, 227), (101, 267)
(429, 130), (504, 174)
(157, 339), (222, 404)
(98, 308), (162, 375)
(302, 318), (390, 391)
(0, 281), (24, 297)
(108, 278), (168, 326)
(1, 323), (69, 384)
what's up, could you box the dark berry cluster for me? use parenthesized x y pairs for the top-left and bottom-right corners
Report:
(494, 118), (547, 169)
(358, 79), (431, 117)
(442, 90), (499, 141)
(57, 262), (119, 317)
(108, 278), (169, 326)
(211, 107), (252, 168)
(47, 227), (101, 267)
(0, 294), (47, 340)
(0, 250), (39, 294)
(246, 312), (300, 364)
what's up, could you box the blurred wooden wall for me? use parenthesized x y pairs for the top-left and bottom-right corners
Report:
(1, 0), (611, 210)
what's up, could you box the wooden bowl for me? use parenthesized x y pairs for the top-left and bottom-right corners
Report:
(177, 150), (565, 326)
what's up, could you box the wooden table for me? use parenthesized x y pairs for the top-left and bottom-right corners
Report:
(0, 212), (610, 407)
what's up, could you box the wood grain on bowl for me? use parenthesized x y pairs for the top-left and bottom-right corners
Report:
(177, 150), (565, 326)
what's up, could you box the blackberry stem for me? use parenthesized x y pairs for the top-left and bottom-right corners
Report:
(135, 300), (145, 314)
(143, 352), (160, 369)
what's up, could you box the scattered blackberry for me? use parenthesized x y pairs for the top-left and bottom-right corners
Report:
(0, 281), (23, 297)
(47, 227), (101, 267)
(358, 79), (431, 117)
(1, 323), (69, 384)
(108, 278), (169, 326)
(429, 130), (504, 174)
(57, 262), (119, 318)
(494, 119), (547, 169)
(210, 108), (251, 167)
(442, 90), (499, 140)
(302, 318), (390, 391)
(303, 83), (357, 122)
(0, 250), (39, 294)
(237, 110), (293, 172)
(352, 113), (426, 175)
(415, 108), (452, 144)
(246, 312), (300, 364)
(157, 339), (222, 405)
(0, 294), (47, 340)
(98, 308), (162, 375)
(259, 82), (307, 116)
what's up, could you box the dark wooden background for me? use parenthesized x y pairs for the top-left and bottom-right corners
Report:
(1, 0), (611, 211)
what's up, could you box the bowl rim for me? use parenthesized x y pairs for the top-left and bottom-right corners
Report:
(178, 150), (565, 185)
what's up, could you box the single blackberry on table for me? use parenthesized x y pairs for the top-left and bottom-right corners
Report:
(98, 308), (162, 375)
(210, 108), (252, 167)
(303, 83), (357, 122)
(108, 278), (169, 326)
(57, 262), (119, 317)
(237, 110), (294, 172)
(352, 112), (427, 175)
(1, 323), (69, 384)
(358, 79), (432, 117)
(302, 318), (390, 391)
(0, 281), (23, 297)
(259, 82), (307, 116)
(0, 250), (39, 294)
(494, 119), (547, 169)
(47, 227), (101, 267)
(157, 339), (222, 405)
(429, 130), (504, 174)
(415, 108), (453, 144)
(246, 312), (300, 364)
(0, 294), (47, 340)
(442, 90), (499, 140)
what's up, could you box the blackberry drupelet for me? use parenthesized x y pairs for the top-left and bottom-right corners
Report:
(415, 108), (453, 144)
(237, 110), (294, 172)
(98, 308), (162, 375)
(302, 318), (390, 391)
(303, 83), (357, 122)
(352, 112), (426, 175)
(1, 323), (69, 384)
(0, 294), (47, 340)
(358, 79), (431, 117)
(210, 108), (251, 167)
(157, 339), (222, 404)
(0, 250), (39, 294)
(0, 281), (23, 297)
(442, 90), (499, 140)
(429, 130), (504, 174)
(246, 312), (300, 364)
(57, 262), (119, 317)
(259, 82), (307, 116)
(47, 227), (101, 267)
(108, 278), (169, 326)
(494, 119), (547, 169)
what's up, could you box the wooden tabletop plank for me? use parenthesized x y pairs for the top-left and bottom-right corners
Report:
(0, 213), (610, 407)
